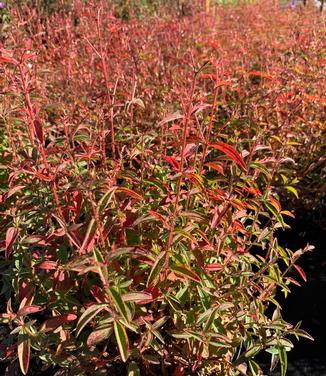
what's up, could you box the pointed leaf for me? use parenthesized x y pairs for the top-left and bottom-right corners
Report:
(146, 251), (165, 287)
(114, 320), (129, 362)
(210, 141), (246, 170)
(87, 326), (113, 347)
(108, 288), (129, 322)
(33, 119), (44, 144)
(163, 155), (181, 171)
(40, 313), (77, 333)
(17, 305), (44, 317)
(79, 218), (96, 255)
(116, 187), (142, 201)
(122, 292), (153, 303)
(0, 55), (19, 65)
(293, 264), (307, 282)
(158, 112), (183, 127)
(18, 333), (30, 375)
(170, 265), (201, 283)
(5, 227), (19, 259)
(76, 304), (107, 336)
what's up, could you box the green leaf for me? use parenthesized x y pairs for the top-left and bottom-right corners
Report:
(249, 359), (261, 375)
(114, 320), (129, 362)
(204, 307), (218, 331)
(245, 344), (262, 358)
(152, 316), (169, 330)
(108, 288), (130, 323)
(278, 346), (288, 376)
(147, 251), (165, 287)
(76, 303), (107, 337)
(285, 186), (299, 199)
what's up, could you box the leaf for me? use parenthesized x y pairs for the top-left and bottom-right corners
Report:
(285, 186), (299, 199)
(17, 305), (44, 317)
(76, 304), (107, 336)
(147, 210), (167, 226)
(33, 118), (44, 144)
(114, 320), (129, 362)
(108, 288), (130, 323)
(204, 307), (218, 331)
(0, 55), (19, 65)
(293, 264), (307, 282)
(5, 227), (19, 259)
(152, 316), (169, 330)
(146, 251), (165, 287)
(163, 155), (181, 171)
(7, 185), (25, 198)
(248, 359), (261, 376)
(116, 187), (143, 201)
(87, 326), (113, 347)
(204, 263), (224, 272)
(170, 265), (201, 283)
(40, 313), (77, 333)
(278, 346), (288, 376)
(244, 344), (261, 358)
(210, 141), (246, 170)
(18, 333), (30, 375)
(205, 162), (225, 175)
(79, 218), (96, 255)
(35, 260), (58, 270)
(269, 196), (281, 213)
(98, 188), (116, 213)
(158, 112), (184, 127)
(122, 292), (153, 303)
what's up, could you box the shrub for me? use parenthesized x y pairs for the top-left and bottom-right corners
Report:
(0, 1), (322, 375)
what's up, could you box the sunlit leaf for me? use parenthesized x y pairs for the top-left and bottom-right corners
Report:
(114, 320), (129, 362)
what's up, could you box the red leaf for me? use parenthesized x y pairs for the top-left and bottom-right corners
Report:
(147, 210), (167, 226)
(5, 227), (19, 260)
(0, 55), (19, 65)
(205, 263), (224, 272)
(163, 155), (181, 171)
(116, 187), (143, 201)
(22, 52), (37, 62)
(40, 313), (77, 333)
(18, 282), (35, 305)
(7, 185), (25, 198)
(205, 162), (225, 175)
(33, 118), (44, 144)
(34, 171), (53, 182)
(90, 285), (108, 303)
(210, 141), (246, 170)
(35, 261), (58, 270)
(17, 305), (44, 317)
(293, 264), (307, 282)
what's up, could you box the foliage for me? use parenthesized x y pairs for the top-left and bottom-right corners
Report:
(0, 1), (324, 375)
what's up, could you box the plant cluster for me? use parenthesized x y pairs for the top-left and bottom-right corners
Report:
(0, 1), (323, 375)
